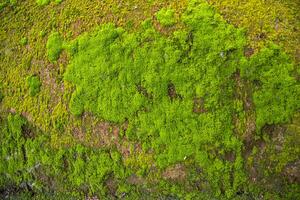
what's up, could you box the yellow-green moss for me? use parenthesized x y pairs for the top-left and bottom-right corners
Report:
(208, 0), (300, 62)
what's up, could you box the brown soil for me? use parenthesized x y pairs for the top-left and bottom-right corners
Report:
(162, 164), (186, 181)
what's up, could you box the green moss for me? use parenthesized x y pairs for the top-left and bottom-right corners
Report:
(46, 32), (63, 62)
(54, 0), (63, 4)
(0, 114), (27, 186)
(63, 1), (249, 197)
(0, 0), (299, 198)
(0, 113), (127, 198)
(36, 0), (63, 6)
(0, 0), (17, 10)
(69, 87), (84, 116)
(61, 1), (299, 198)
(39, 30), (46, 38)
(0, 2), (7, 11)
(36, 0), (50, 6)
(26, 75), (41, 96)
(156, 8), (176, 26)
(19, 37), (28, 46)
(240, 44), (300, 130)
(208, 0), (300, 61)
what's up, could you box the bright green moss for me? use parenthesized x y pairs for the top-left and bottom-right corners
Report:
(63, 1), (249, 197)
(19, 37), (28, 46)
(0, 114), (26, 186)
(62, 1), (299, 198)
(64, 23), (146, 122)
(26, 75), (41, 97)
(39, 30), (46, 38)
(54, 0), (62, 4)
(35, 0), (64, 6)
(36, 0), (50, 6)
(240, 45), (300, 130)
(69, 87), (84, 116)
(156, 8), (176, 26)
(46, 32), (63, 62)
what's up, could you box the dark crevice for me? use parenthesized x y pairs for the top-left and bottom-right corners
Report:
(167, 82), (182, 101)
(21, 144), (27, 165)
(136, 84), (152, 99)
(177, 31), (193, 63)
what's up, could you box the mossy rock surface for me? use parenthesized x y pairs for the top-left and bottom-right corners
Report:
(0, 0), (299, 199)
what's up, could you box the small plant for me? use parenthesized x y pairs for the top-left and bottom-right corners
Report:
(39, 30), (46, 38)
(36, 0), (62, 6)
(26, 75), (41, 96)
(19, 37), (28, 46)
(156, 8), (176, 27)
(36, 0), (50, 6)
(46, 32), (63, 62)
(54, 0), (62, 4)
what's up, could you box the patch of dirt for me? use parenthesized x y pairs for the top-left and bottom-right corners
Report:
(282, 160), (300, 183)
(232, 71), (274, 185)
(244, 46), (254, 58)
(193, 97), (207, 113)
(70, 19), (84, 38)
(57, 50), (69, 67)
(224, 151), (236, 162)
(243, 138), (266, 160)
(233, 71), (256, 141)
(85, 196), (99, 200)
(295, 49), (300, 64)
(243, 123), (299, 187)
(20, 112), (34, 124)
(73, 126), (86, 142)
(105, 176), (118, 198)
(127, 174), (145, 185)
(89, 121), (111, 147)
(243, 137), (267, 183)
(262, 124), (286, 145)
(21, 124), (35, 139)
(34, 165), (56, 191)
(0, 184), (33, 200)
(167, 83), (178, 100)
(38, 62), (63, 102)
(71, 113), (143, 159)
(162, 164), (186, 181)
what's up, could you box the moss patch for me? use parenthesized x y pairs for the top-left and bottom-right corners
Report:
(208, 0), (300, 62)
